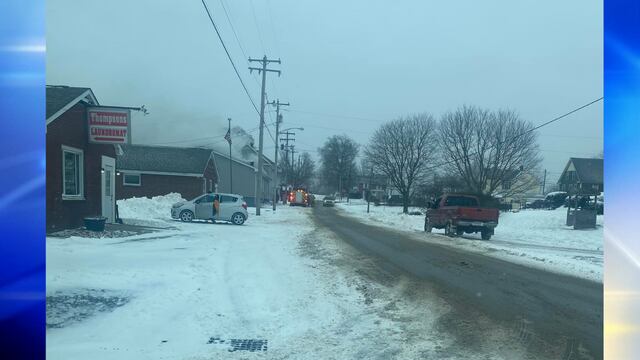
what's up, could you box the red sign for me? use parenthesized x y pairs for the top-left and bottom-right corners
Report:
(88, 107), (131, 144)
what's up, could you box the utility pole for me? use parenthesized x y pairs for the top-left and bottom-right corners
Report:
(367, 165), (373, 213)
(227, 118), (233, 193)
(249, 55), (281, 215)
(280, 131), (296, 176)
(542, 169), (547, 195)
(268, 99), (290, 211)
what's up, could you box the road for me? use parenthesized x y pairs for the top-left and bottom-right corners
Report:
(313, 204), (603, 360)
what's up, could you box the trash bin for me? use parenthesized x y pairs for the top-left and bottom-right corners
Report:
(84, 216), (107, 232)
(573, 209), (597, 229)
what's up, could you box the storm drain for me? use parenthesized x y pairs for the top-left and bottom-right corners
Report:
(207, 337), (268, 352)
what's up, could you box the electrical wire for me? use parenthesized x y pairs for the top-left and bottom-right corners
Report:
(201, 0), (259, 115)
(422, 97), (604, 171)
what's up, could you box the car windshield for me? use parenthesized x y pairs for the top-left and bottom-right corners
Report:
(325, 196), (335, 200)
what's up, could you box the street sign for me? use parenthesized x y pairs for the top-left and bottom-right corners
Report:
(88, 107), (131, 144)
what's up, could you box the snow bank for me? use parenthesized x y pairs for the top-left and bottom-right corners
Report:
(117, 193), (185, 221)
(336, 203), (603, 282)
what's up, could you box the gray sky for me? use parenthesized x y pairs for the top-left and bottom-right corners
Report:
(47, 0), (602, 182)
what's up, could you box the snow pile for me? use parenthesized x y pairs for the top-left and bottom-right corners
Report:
(336, 203), (603, 282)
(117, 193), (185, 221)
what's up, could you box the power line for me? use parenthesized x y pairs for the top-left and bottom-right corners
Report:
(201, 0), (259, 114)
(219, 0), (248, 60)
(423, 97), (604, 171)
(529, 97), (603, 133)
(218, 0), (262, 89)
(249, 0), (266, 53)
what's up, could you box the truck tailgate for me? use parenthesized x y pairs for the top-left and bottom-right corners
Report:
(457, 207), (499, 222)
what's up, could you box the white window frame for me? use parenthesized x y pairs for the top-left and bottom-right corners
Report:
(61, 145), (85, 200)
(122, 172), (142, 187)
(208, 179), (213, 192)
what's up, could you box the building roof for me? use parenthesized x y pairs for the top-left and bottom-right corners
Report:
(117, 145), (214, 175)
(559, 157), (603, 184)
(46, 85), (98, 124)
(212, 151), (256, 170)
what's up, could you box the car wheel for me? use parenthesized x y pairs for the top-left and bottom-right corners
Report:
(180, 210), (194, 222)
(424, 217), (432, 233)
(231, 212), (245, 225)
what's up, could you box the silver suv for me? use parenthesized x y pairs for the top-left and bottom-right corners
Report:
(171, 193), (249, 225)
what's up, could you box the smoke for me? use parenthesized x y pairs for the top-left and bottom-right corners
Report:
(131, 102), (260, 163)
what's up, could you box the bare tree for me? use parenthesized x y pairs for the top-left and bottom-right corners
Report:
(439, 105), (542, 199)
(319, 135), (359, 195)
(288, 152), (315, 188)
(365, 114), (438, 213)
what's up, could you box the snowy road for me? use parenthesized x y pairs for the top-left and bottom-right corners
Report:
(47, 194), (602, 359)
(49, 203), (517, 359)
(313, 205), (603, 359)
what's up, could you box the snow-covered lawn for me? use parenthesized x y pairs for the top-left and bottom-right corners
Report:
(49, 195), (485, 359)
(336, 200), (603, 282)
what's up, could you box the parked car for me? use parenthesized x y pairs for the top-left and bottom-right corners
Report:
(323, 196), (336, 207)
(545, 191), (568, 209)
(171, 193), (248, 225)
(524, 199), (547, 209)
(424, 194), (499, 240)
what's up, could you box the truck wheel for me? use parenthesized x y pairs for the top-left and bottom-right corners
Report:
(424, 217), (432, 233)
(445, 222), (456, 237)
(456, 228), (464, 236)
(481, 230), (492, 240)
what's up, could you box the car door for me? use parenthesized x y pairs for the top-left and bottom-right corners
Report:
(219, 195), (237, 220)
(195, 194), (214, 220)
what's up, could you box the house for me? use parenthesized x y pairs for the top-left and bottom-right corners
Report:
(557, 157), (603, 195)
(213, 150), (272, 207)
(115, 145), (219, 201)
(491, 169), (541, 206)
(46, 85), (135, 231)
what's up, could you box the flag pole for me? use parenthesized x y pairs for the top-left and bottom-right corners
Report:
(228, 118), (233, 193)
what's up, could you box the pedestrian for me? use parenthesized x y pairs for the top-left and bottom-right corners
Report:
(213, 194), (220, 222)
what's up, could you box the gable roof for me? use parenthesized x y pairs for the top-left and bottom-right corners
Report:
(117, 145), (214, 175)
(46, 85), (99, 124)
(559, 157), (603, 184)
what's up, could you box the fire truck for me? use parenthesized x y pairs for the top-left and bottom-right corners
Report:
(288, 188), (310, 207)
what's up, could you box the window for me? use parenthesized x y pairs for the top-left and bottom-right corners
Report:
(502, 180), (512, 190)
(444, 196), (478, 207)
(208, 179), (213, 192)
(220, 195), (238, 203)
(123, 173), (141, 186)
(62, 146), (84, 199)
(195, 195), (214, 204)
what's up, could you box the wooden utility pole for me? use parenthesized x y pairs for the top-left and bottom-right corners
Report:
(227, 118), (233, 193)
(367, 165), (374, 213)
(542, 169), (547, 195)
(249, 55), (281, 215)
(268, 99), (290, 211)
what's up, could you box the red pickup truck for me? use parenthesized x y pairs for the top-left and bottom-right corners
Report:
(424, 194), (499, 240)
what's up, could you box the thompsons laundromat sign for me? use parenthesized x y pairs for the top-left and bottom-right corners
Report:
(88, 107), (131, 144)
